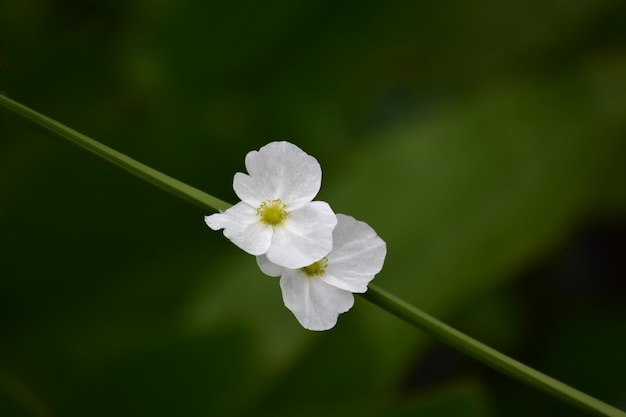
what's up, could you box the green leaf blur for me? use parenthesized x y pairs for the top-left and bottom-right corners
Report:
(1, 1), (625, 416)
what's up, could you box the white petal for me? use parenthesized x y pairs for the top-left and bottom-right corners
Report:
(266, 201), (337, 269)
(233, 141), (322, 210)
(321, 214), (387, 293)
(204, 202), (273, 256)
(280, 269), (354, 331)
(256, 254), (283, 277)
(232, 172), (267, 208)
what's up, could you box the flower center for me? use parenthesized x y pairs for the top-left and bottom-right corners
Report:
(257, 199), (288, 226)
(301, 257), (328, 277)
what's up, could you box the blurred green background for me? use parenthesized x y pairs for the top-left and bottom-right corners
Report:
(1, 1), (625, 416)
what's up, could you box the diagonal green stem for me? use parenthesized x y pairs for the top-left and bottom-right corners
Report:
(360, 285), (625, 417)
(1, 94), (624, 417)
(0, 94), (230, 213)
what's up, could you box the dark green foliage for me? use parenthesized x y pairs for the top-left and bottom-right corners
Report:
(1, 1), (625, 416)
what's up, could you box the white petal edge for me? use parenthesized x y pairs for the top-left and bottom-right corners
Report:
(280, 269), (354, 331)
(204, 202), (273, 256)
(232, 172), (269, 209)
(256, 254), (283, 277)
(321, 214), (387, 293)
(266, 201), (337, 269)
(234, 141), (322, 210)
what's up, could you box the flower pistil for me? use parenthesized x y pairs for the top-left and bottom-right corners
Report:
(257, 199), (288, 226)
(301, 257), (328, 277)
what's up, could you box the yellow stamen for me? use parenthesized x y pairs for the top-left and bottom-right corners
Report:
(257, 199), (287, 226)
(301, 257), (328, 277)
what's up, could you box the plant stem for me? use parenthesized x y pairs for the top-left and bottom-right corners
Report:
(1, 94), (623, 417)
(360, 285), (625, 417)
(0, 94), (230, 213)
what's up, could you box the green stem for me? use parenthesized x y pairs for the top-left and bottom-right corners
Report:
(0, 94), (230, 213)
(1, 94), (624, 417)
(360, 285), (625, 417)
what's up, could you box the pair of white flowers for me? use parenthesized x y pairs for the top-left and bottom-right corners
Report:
(205, 141), (386, 331)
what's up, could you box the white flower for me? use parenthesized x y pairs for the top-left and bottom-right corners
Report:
(257, 214), (387, 331)
(205, 141), (337, 269)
